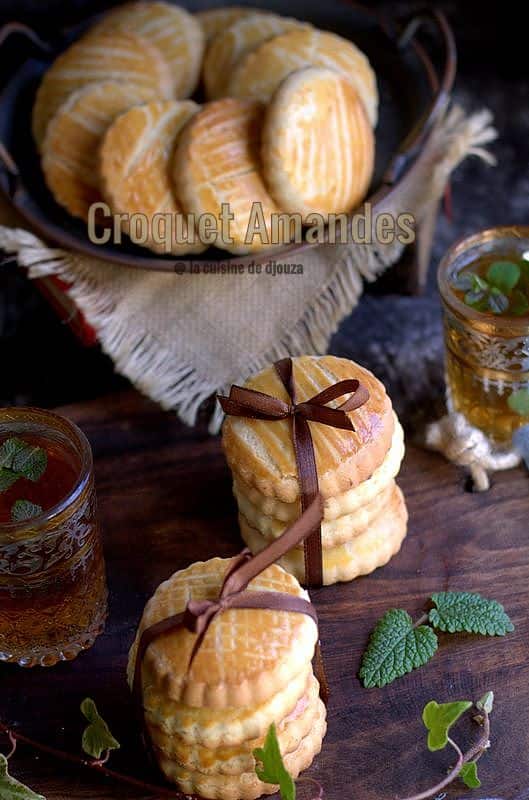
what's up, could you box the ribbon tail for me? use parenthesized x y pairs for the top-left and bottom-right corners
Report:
(293, 414), (323, 587)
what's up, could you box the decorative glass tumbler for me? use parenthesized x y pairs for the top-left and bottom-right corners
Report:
(0, 408), (108, 666)
(438, 226), (529, 444)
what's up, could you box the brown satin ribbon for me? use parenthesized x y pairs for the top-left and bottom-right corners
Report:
(133, 494), (326, 740)
(218, 357), (370, 587)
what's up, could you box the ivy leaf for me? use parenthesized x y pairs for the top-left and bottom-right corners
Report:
(253, 724), (295, 800)
(359, 609), (438, 688)
(488, 287), (509, 314)
(429, 591), (514, 636)
(0, 438), (47, 483)
(0, 754), (46, 800)
(508, 390), (529, 416)
(81, 698), (120, 760)
(11, 500), (44, 523)
(459, 761), (481, 788)
(0, 469), (19, 493)
(487, 260), (521, 293)
(422, 700), (472, 751)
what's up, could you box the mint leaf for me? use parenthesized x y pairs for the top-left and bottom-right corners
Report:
(253, 724), (295, 800)
(81, 698), (120, 760)
(451, 272), (474, 292)
(359, 609), (438, 688)
(508, 389), (529, 416)
(464, 289), (488, 310)
(459, 761), (481, 788)
(11, 500), (43, 523)
(472, 274), (490, 292)
(0, 469), (19, 493)
(0, 754), (46, 800)
(429, 591), (514, 636)
(487, 260), (521, 293)
(488, 287), (509, 314)
(422, 700), (472, 751)
(0, 438), (47, 483)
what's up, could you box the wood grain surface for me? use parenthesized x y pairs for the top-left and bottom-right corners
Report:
(2, 390), (528, 800)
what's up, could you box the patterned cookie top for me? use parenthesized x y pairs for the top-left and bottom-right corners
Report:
(222, 355), (394, 503)
(228, 27), (378, 127)
(262, 67), (374, 220)
(91, 1), (204, 98)
(196, 6), (257, 43)
(130, 557), (317, 709)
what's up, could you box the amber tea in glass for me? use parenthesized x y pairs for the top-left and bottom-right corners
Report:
(0, 408), (107, 666)
(438, 227), (529, 444)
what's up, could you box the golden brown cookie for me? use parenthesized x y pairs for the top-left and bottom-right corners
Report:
(240, 484), (408, 585)
(173, 98), (286, 254)
(155, 701), (326, 800)
(142, 665), (312, 748)
(221, 355), (395, 503)
(196, 6), (257, 43)
(203, 12), (307, 99)
(262, 67), (375, 220)
(100, 100), (205, 256)
(232, 415), (405, 523)
(32, 30), (169, 149)
(228, 28), (378, 126)
(147, 675), (321, 774)
(128, 557), (318, 709)
(41, 81), (156, 220)
(91, 1), (204, 98)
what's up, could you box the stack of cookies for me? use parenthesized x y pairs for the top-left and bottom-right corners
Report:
(34, 1), (378, 256)
(128, 556), (326, 799)
(222, 355), (408, 585)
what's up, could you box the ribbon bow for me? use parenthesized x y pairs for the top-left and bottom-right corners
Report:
(218, 358), (369, 586)
(133, 494), (325, 727)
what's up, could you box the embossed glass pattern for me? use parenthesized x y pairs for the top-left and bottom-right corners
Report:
(0, 408), (107, 666)
(438, 227), (529, 443)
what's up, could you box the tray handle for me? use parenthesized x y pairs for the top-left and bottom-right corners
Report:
(380, 7), (457, 185)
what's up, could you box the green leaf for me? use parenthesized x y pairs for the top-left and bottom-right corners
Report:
(459, 761), (481, 788)
(0, 438), (47, 483)
(359, 609), (438, 688)
(487, 260), (521, 293)
(429, 591), (514, 636)
(488, 287), (509, 314)
(472, 274), (490, 292)
(422, 700), (472, 751)
(0, 754), (46, 800)
(510, 289), (529, 316)
(464, 289), (488, 310)
(451, 272), (474, 292)
(477, 690), (494, 714)
(11, 500), (43, 523)
(508, 389), (529, 416)
(81, 698), (120, 760)
(0, 469), (19, 493)
(253, 724), (296, 800)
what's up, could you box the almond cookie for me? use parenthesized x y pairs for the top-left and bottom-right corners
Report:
(155, 702), (326, 800)
(32, 30), (169, 149)
(196, 6), (257, 43)
(91, 1), (204, 98)
(128, 557), (318, 709)
(221, 355), (395, 504)
(262, 67), (375, 220)
(203, 12), (307, 99)
(100, 100), (205, 256)
(228, 28), (378, 126)
(42, 81), (156, 220)
(173, 98), (286, 254)
(232, 415), (405, 523)
(240, 484), (408, 585)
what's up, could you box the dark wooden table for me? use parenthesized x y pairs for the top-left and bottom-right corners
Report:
(2, 390), (529, 800)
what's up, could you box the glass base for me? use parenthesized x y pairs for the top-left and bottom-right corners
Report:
(0, 603), (107, 667)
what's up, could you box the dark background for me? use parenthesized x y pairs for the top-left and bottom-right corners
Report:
(1, 0), (528, 415)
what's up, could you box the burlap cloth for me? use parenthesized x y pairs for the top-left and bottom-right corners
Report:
(0, 106), (496, 431)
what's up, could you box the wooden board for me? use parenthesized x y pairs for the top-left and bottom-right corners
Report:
(2, 390), (529, 800)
